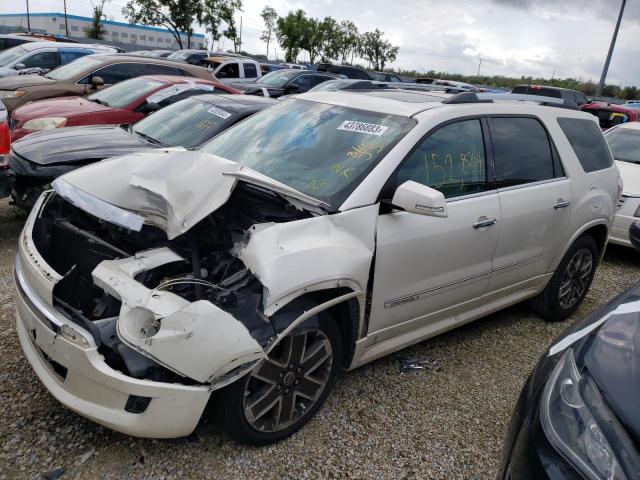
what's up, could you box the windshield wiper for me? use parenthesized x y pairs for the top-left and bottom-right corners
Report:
(615, 157), (640, 164)
(133, 130), (164, 146)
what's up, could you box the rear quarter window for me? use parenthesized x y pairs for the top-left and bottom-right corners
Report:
(557, 118), (613, 172)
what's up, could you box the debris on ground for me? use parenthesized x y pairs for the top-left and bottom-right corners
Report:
(398, 355), (442, 374)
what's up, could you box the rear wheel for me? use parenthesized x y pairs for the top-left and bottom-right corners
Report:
(217, 316), (342, 445)
(530, 235), (598, 322)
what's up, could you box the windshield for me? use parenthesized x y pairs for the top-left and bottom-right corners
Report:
(200, 98), (415, 207)
(133, 97), (233, 148)
(45, 56), (102, 80)
(87, 76), (165, 108)
(0, 45), (28, 67)
(605, 127), (640, 164)
(257, 70), (299, 87)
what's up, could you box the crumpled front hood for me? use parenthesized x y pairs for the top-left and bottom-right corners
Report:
(54, 150), (239, 239)
(585, 300), (640, 439)
(12, 125), (153, 166)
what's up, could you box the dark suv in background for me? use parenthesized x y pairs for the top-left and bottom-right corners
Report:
(315, 63), (371, 79)
(512, 84), (590, 106)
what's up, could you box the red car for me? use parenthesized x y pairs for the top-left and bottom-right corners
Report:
(581, 102), (640, 131)
(9, 75), (240, 141)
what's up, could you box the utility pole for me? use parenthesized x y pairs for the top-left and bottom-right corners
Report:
(25, 0), (30, 31)
(597, 0), (626, 96)
(63, 0), (69, 36)
(476, 58), (482, 81)
(238, 15), (243, 53)
(551, 68), (555, 82)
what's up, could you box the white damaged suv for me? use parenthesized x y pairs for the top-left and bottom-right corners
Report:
(14, 90), (620, 444)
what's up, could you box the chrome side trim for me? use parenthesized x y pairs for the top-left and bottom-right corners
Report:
(497, 177), (568, 193)
(14, 254), (63, 330)
(384, 254), (543, 308)
(384, 270), (491, 308)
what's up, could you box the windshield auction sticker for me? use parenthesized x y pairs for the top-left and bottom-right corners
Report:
(337, 120), (389, 136)
(207, 106), (232, 119)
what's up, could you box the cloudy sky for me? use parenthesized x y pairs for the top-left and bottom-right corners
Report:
(2, 0), (639, 85)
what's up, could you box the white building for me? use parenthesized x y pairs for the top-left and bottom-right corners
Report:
(0, 12), (206, 51)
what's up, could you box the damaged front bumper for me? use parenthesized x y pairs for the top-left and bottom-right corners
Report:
(14, 194), (265, 438)
(15, 254), (212, 438)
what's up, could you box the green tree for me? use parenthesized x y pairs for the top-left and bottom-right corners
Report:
(359, 29), (399, 70)
(260, 6), (278, 59)
(86, 0), (108, 40)
(122, 0), (203, 48)
(276, 9), (306, 62)
(337, 20), (359, 64)
(318, 17), (340, 63)
(202, 0), (242, 48)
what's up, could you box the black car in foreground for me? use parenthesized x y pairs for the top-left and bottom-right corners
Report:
(500, 222), (640, 479)
(7, 93), (276, 209)
(230, 69), (341, 98)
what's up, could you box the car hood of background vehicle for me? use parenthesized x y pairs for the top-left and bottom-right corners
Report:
(585, 301), (640, 439)
(13, 96), (110, 120)
(54, 150), (326, 239)
(0, 73), (55, 89)
(616, 160), (640, 196)
(0, 67), (18, 78)
(230, 82), (284, 96)
(12, 125), (154, 166)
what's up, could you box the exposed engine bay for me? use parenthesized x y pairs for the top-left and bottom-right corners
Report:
(31, 182), (313, 383)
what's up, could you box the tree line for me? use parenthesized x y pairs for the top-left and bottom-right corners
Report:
(109, 0), (399, 70)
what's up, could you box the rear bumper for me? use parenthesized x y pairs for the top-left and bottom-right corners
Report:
(14, 254), (212, 438)
(609, 212), (634, 247)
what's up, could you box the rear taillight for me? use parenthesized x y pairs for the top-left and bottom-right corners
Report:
(0, 121), (9, 157)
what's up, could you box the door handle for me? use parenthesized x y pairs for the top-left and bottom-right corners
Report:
(473, 218), (497, 229)
(554, 199), (570, 209)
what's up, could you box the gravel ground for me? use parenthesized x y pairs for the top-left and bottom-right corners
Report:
(1, 196), (639, 480)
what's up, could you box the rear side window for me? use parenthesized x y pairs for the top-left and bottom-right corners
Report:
(142, 63), (182, 76)
(59, 49), (91, 65)
(243, 63), (257, 78)
(558, 118), (613, 172)
(491, 117), (556, 188)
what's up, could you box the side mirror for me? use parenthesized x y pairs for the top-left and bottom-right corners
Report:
(216, 70), (227, 78)
(13, 63), (26, 71)
(91, 76), (104, 88)
(285, 83), (300, 93)
(140, 102), (160, 114)
(391, 180), (448, 217)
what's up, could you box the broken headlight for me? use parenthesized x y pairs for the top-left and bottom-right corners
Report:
(541, 349), (640, 480)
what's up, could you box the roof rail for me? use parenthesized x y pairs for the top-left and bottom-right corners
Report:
(442, 92), (578, 109)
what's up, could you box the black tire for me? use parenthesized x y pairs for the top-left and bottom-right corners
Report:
(530, 235), (598, 322)
(216, 314), (342, 445)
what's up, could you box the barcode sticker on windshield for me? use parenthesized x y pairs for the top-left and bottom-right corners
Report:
(207, 106), (232, 119)
(337, 120), (389, 136)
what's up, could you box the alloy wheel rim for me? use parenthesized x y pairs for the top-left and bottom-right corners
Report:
(558, 248), (593, 310)
(243, 330), (333, 433)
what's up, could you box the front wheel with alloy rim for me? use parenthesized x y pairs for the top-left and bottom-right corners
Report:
(217, 316), (342, 445)
(529, 235), (598, 322)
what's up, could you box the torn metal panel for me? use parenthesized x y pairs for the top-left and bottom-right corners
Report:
(239, 204), (379, 316)
(55, 150), (239, 240)
(92, 249), (265, 384)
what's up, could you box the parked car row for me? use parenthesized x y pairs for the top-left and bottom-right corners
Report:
(1, 43), (639, 478)
(6, 83), (624, 453)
